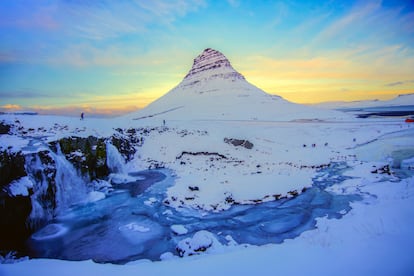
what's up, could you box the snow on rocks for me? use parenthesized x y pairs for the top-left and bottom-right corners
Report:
(4, 176), (33, 197)
(130, 120), (404, 212)
(171, 224), (188, 235)
(176, 230), (223, 257)
(144, 197), (157, 206)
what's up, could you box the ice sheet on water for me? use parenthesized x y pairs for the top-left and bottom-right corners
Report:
(31, 224), (69, 241)
(109, 173), (137, 184)
(119, 222), (150, 233)
(118, 217), (164, 245)
(260, 214), (305, 235)
(87, 191), (105, 202)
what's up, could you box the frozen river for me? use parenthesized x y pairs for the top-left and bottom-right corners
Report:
(28, 163), (361, 264)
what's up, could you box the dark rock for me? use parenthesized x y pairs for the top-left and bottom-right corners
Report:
(0, 122), (11, 135)
(0, 195), (32, 252)
(176, 151), (227, 160)
(50, 136), (109, 180)
(225, 195), (235, 204)
(288, 190), (299, 197)
(224, 138), (253, 149)
(371, 165), (392, 175)
(0, 150), (27, 187)
(0, 150), (31, 252)
(110, 135), (137, 161)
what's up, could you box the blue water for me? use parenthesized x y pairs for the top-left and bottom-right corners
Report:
(28, 163), (361, 264)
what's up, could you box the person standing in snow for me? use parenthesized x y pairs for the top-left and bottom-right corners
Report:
(81, 112), (84, 120)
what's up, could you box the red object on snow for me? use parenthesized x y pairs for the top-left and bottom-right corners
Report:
(405, 118), (414, 123)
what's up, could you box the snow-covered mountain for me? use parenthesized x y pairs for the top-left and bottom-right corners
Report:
(313, 93), (414, 110)
(130, 48), (347, 121)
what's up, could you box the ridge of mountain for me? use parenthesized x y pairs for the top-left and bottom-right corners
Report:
(313, 93), (414, 110)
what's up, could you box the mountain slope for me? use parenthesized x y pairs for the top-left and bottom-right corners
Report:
(130, 48), (348, 121)
(313, 93), (414, 109)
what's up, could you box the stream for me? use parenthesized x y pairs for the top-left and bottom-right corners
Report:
(27, 163), (362, 264)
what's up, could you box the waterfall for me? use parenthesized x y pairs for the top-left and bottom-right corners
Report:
(25, 154), (52, 228)
(25, 146), (88, 225)
(106, 141), (126, 174)
(51, 144), (88, 214)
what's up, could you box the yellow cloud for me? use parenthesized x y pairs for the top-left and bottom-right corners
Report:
(234, 51), (414, 103)
(1, 104), (22, 110)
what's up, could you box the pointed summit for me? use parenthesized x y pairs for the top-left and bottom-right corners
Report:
(182, 48), (244, 84)
(129, 48), (348, 121)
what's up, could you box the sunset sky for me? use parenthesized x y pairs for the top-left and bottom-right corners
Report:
(1, 0), (413, 116)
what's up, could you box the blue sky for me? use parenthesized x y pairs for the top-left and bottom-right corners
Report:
(1, 0), (413, 116)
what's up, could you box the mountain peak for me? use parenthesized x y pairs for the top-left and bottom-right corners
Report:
(183, 48), (245, 83)
(131, 47), (349, 122)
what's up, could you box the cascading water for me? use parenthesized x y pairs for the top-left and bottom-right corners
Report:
(24, 143), (89, 229)
(51, 144), (88, 214)
(25, 153), (53, 228)
(106, 141), (126, 174)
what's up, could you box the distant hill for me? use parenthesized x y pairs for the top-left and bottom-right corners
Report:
(312, 94), (414, 110)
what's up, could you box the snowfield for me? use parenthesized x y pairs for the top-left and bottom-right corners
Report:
(128, 119), (409, 212)
(2, 113), (410, 212)
(1, 113), (414, 275)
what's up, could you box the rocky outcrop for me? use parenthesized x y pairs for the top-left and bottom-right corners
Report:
(182, 48), (245, 84)
(176, 151), (228, 160)
(110, 131), (138, 162)
(0, 150), (27, 187)
(224, 138), (254, 149)
(185, 48), (244, 80)
(0, 122), (11, 135)
(0, 150), (31, 252)
(50, 136), (109, 180)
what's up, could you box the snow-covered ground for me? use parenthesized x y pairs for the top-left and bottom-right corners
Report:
(1, 113), (414, 275)
(2, 113), (410, 211)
